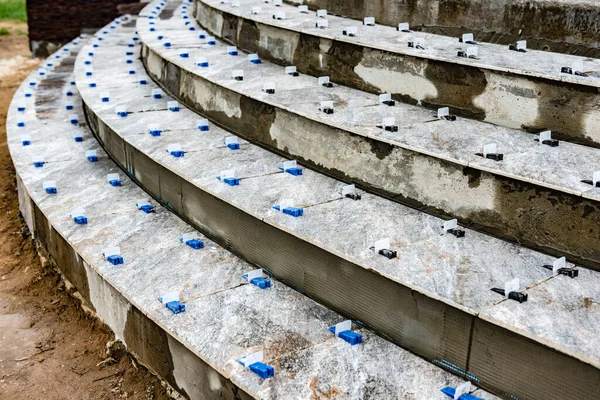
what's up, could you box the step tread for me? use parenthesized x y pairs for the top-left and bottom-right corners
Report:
(201, 0), (600, 88)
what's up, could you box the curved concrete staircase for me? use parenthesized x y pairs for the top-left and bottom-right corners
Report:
(6, 0), (600, 399)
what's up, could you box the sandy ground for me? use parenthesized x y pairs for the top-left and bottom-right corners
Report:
(0, 23), (170, 400)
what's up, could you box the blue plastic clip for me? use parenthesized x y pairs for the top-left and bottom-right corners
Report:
(74, 216), (87, 224)
(25, 92), (32, 98)
(109, 179), (121, 187)
(168, 105), (180, 112)
(88, 51), (94, 56)
(207, 39), (216, 45)
(180, 52), (189, 58)
(139, 204), (154, 213)
(128, 69), (135, 75)
(250, 58), (262, 64)
(107, 254), (124, 265)
(188, 26), (195, 31)
(84, 60), (91, 65)
(440, 387), (482, 400)
(22, 140), (30, 146)
(126, 51), (133, 56)
(70, 118), (78, 125)
(272, 205), (304, 217)
(164, 41), (171, 48)
(170, 150), (184, 158)
(157, 34), (164, 40)
(33, 161), (44, 168)
(149, 129), (161, 137)
(166, 301), (186, 314)
(183, 15), (188, 19)
(227, 143), (240, 150)
(117, 111), (127, 118)
(101, 96), (109, 102)
(217, 176), (240, 186)
(139, 78), (147, 85)
(236, 359), (274, 379)
(29, 81), (36, 87)
(74, 136), (83, 142)
(198, 61), (209, 68)
(45, 187), (57, 194)
(17, 106), (25, 112)
(328, 326), (363, 345)
(66, 103), (74, 110)
(153, 93), (162, 100)
(128, 43), (134, 48)
(85, 71), (92, 77)
(150, 27), (156, 32)
(126, 59), (132, 64)
(65, 90), (73, 96)
(280, 167), (303, 176)
(93, 43), (99, 48)
(89, 82), (96, 88)
(185, 239), (204, 249)
(87, 155), (98, 162)
(198, 124), (209, 131)
(228, 50), (238, 56)
(17, 122), (24, 127)
(248, 276), (271, 289)
(198, 33), (206, 39)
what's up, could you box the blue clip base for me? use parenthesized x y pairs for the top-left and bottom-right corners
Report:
(70, 120), (78, 125)
(164, 42), (172, 48)
(89, 83), (96, 88)
(139, 205), (154, 214)
(236, 359), (274, 379)
(440, 387), (482, 400)
(109, 180), (121, 187)
(17, 107), (25, 112)
(128, 70), (135, 75)
(139, 79), (147, 85)
(227, 143), (240, 150)
(153, 94), (162, 99)
(166, 301), (186, 314)
(207, 41), (216, 45)
(74, 137), (83, 142)
(66, 91), (73, 96)
(250, 277), (271, 289)
(33, 162), (44, 168)
(85, 72), (92, 77)
(25, 93), (32, 97)
(73, 216), (88, 225)
(126, 60), (132, 64)
(107, 254), (124, 265)
(223, 177), (240, 186)
(117, 112), (127, 118)
(149, 130), (161, 137)
(328, 327), (363, 345)
(101, 97), (109, 103)
(66, 105), (73, 110)
(198, 62), (209, 68)
(185, 239), (204, 249)
(180, 53), (189, 58)
(45, 188), (57, 194)
(250, 59), (262, 64)
(87, 156), (98, 162)
(280, 167), (302, 176)
(17, 122), (24, 127)
(228, 51), (238, 56)
(170, 151), (185, 158)
(198, 125), (209, 131)
(199, 34), (206, 39)
(22, 141), (30, 146)
(169, 107), (180, 112)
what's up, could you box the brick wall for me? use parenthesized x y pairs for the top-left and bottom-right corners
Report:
(27, 0), (139, 56)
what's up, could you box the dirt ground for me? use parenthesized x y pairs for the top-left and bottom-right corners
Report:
(0, 23), (171, 400)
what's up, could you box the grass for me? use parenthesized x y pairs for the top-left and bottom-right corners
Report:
(0, 27), (9, 36)
(0, 0), (27, 22)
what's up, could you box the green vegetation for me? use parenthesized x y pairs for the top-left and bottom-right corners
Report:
(0, 0), (27, 22)
(0, 27), (10, 36)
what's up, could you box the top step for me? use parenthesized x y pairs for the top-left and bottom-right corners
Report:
(288, 0), (600, 58)
(195, 0), (600, 147)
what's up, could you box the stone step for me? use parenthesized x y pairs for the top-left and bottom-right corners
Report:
(73, 6), (600, 399)
(195, 0), (600, 148)
(285, 0), (600, 58)
(6, 30), (502, 400)
(137, 1), (600, 270)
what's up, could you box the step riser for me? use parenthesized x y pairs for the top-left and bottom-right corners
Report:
(21, 187), (251, 400)
(85, 97), (600, 400)
(141, 45), (600, 271)
(196, 2), (600, 148)
(286, 0), (600, 57)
